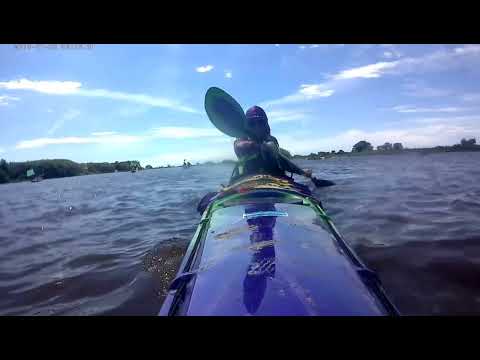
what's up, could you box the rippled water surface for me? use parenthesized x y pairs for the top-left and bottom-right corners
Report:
(2, 152), (480, 315)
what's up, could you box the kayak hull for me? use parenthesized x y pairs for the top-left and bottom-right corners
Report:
(159, 176), (398, 316)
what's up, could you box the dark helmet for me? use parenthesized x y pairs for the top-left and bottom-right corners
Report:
(245, 106), (270, 140)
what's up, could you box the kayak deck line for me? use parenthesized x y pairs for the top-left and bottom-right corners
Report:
(243, 210), (288, 220)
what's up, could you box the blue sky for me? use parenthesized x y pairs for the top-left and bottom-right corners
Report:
(1, 44), (480, 166)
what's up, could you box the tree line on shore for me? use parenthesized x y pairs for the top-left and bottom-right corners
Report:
(0, 159), (142, 184)
(292, 138), (478, 160)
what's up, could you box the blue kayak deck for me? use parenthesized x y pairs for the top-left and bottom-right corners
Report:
(183, 203), (387, 316)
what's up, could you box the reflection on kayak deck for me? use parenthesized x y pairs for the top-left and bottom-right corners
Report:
(171, 200), (392, 316)
(243, 204), (277, 314)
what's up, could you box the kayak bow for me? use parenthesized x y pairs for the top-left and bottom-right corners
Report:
(159, 175), (399, 316)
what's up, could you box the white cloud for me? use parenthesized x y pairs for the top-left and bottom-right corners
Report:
(0, 79), (197, 113)
(275, 44), (280, 47)
(64, 109), (81, 120)
(47, 109), (81, 135)
(225, 71), (232, 79)
(262, 45), (480, 107)
(276, 121), (480, 154)
(116, 106), (150, 118)
(196, 65), (214, 73)
(150, 127), (222, 139)
(16, 137), (95, 149)
(310, 45), (320, 48)
(380, 45), (403, 59)
(454, 44), (480, 55)
(0, 95), (20, 106)
(333, 61), (399, 80)
(261, 84), (334, 107)
(392, 105), (470, 114)
(47, 120), (65, 136)
(210, 137), (233, 144)
(409, 115), (480, 125)
(0, 79), (81, 94)
(299, 84), (334, 98)
(392, 45), (480, 74)
(299, 46), (306, 50)
(335, 45), (480, 81)
(463, 93), (480, 102)
(76, 88), (198, 113)
(0, 147), (5, 154)
(91, 131), (118, 136)
(16, 126), (225, 150)
(47, 108), (54, 113)
(16, 134), (143, 150)
(268, 109), (309, 123)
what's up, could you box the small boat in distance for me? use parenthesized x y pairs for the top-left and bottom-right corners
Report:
(183, 159), (192, 169)
(27, 168), (43, 182)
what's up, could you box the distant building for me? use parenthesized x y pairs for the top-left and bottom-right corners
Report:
(393, 143), (404, 150)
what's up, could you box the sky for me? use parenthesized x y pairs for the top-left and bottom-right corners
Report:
(1, 44), (480, 167)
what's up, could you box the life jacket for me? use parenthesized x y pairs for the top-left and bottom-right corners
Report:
(231, 136), (286, 183)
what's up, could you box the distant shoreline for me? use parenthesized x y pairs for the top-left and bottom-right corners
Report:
(2, 145), (479, 184)
(203, 147), (480, 165)
(291, 146), (480, 160)
(0, 159), (143, 185)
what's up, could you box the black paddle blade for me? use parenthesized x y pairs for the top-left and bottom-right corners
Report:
(311, 177), (336, 188)
(204, 87), (249, 139)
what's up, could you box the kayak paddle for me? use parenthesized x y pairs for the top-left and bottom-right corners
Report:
(205, 87), (250, 139)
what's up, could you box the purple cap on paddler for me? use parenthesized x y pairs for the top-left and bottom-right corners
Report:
(245, 105), (271, 141)
(246, 106), (268, 124)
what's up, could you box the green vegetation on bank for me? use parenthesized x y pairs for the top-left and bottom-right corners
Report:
(0, 159), (143, 184)
(291, 138), (480, 160)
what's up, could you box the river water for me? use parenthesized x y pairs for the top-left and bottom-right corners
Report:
(1, 152), (480, 315)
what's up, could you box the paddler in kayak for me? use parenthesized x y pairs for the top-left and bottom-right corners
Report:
(231, 105), (312, 183)
(197, 106), (313, 214)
